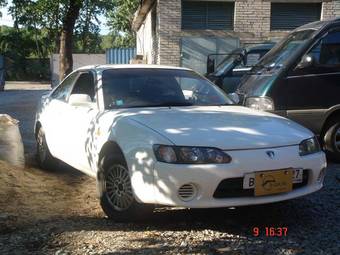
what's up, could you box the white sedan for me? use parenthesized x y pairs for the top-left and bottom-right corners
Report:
(35, 65), (327, 221)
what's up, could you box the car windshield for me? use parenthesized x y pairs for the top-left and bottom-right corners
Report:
(102, 68), (233, 109)
(213, 52), (242, 76)
(253, 29), (316, 71)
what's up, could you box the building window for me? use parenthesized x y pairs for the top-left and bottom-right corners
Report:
(271, 3), (321, 30)
(182, 1), (234, 30)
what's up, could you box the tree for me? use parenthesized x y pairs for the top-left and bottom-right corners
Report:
(9, 0), (113, 80)
(59, 0), (82, 80)
(73, 0), (112, 53)
(107, 0), (139, 48)
(0, 0), (6, 17)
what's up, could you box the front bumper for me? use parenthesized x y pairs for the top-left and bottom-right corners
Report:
(150, 146), (326, 208)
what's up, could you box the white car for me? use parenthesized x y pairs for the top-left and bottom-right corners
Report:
(35, 65), (327, 221)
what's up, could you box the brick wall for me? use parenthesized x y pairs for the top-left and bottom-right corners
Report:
(234, 0), (272, 44)
(322, 1), (336, 20)
(333, 0), (340, 16)
(156, 0), (182, 66)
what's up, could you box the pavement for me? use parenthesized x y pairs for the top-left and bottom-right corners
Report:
(0, 82), (51, 152)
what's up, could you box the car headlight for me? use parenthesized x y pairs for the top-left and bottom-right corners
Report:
(153, 145), (232, 164)
(299, 137), (321, 156)
(245, 97), (274, 111)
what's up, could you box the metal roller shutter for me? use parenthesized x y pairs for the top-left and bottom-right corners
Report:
(271, 3), (321, 30)
(182, 1), (234, 30)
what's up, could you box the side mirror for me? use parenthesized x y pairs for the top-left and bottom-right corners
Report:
(206, 56), (215, 75)
(228, 92), (240, 104)
(297, 54), (314, 69)
(69, 94), (93, 107)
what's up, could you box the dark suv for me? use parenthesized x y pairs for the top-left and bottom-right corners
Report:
(235, 18), (340, 160)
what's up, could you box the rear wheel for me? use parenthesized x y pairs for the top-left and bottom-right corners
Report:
(99, 155), (153, 221)
(36, 127), (59, 170)
(323, 120), (340, 162)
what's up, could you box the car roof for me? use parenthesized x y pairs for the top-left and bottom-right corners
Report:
(228, 43), (275, 55)
(245, 43), (275, 52)
(295, 17), (340, 32)
(76, 64), (192, 72)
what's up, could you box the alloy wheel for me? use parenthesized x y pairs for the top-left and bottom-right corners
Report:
(105, 165), (134, 211)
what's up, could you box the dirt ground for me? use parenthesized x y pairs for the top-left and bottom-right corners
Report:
(0, 83), (339, 254)
(0, 159), (102, 232)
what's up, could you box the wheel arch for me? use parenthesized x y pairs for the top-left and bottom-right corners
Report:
(321, 107), (340, 141)
(97, 141), (128, 193)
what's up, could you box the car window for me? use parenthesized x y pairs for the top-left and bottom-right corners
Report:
(51, 72), (78, 101)
(213, 52), (242, 76)
(245, 53), (261, 66)
(234, 51), (265, 69)
(308, 31), (340, 66)
(70, 72), (96, 101)
(102, 69), (233, 109)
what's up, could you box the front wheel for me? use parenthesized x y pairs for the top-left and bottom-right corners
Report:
(36, 127), (59, 170)
(99, 156), (153, 221)
(324, 120), (340, 162)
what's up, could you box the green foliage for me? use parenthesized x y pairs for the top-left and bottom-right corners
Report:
(8, 0), (114, 54)
(0, 26), (36, 58)
(107, 0), (139, 48)
(0, 26), (50, 80)
(72, 0), (113, 53)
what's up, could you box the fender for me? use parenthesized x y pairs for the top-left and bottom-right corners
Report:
(324, 104), (340, 120)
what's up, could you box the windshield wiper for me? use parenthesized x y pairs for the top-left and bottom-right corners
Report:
(215, 102), (236, 106)
(108, 102), (194, 109)
(146, 102), (194, 107)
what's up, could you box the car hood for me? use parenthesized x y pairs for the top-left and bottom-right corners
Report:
(127, 106), (312, 150)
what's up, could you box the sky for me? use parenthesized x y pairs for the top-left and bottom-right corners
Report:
(0, 0), (110, 35)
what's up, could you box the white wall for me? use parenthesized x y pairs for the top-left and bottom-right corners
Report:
(51, 54), (106, 86)
(136, 10), (154, 64)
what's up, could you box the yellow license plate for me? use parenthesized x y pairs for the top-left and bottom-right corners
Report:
(255, 169), (293, 196)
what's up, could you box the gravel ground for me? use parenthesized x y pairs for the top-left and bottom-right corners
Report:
(0, 83), (339, 255)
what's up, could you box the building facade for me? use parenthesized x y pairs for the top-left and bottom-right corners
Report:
(133, 0), (340, 73)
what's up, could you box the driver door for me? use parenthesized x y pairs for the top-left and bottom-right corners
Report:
(63, 71), (98, 174)
(43, 72), (79, 160)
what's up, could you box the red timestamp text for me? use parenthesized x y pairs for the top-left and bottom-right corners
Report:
(252, 227), (288, 237)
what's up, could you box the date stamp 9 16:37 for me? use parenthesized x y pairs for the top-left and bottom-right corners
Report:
(252, 227), (288, 237)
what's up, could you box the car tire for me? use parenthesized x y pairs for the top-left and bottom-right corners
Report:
(99, 155), (153, 222)
(323, 120), (340, 162)
(36, 127), (59, 170)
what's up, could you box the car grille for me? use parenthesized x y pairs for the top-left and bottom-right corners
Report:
(213, 170), (309, 199)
